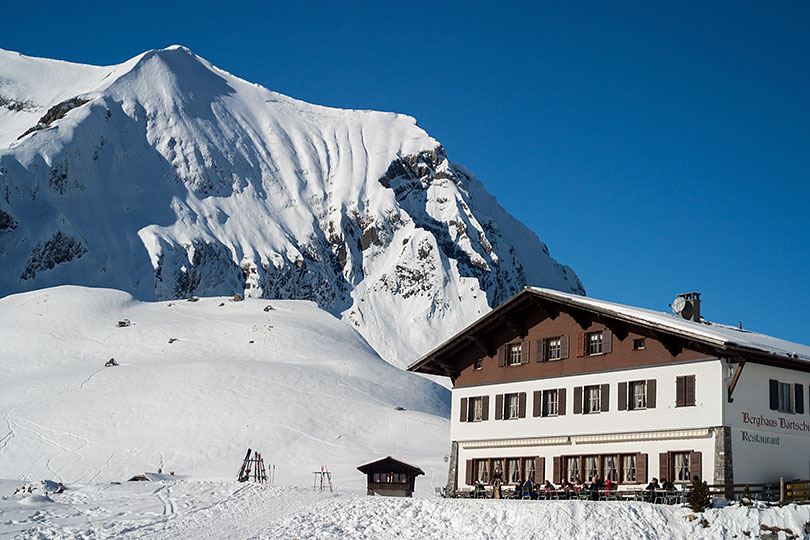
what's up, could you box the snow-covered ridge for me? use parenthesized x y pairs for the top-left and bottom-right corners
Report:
(0, 46), (583, 366)
(0, 286), (449, 489)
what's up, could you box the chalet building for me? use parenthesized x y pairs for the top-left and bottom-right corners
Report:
(408, 288), (810, 494)
(357, 456), (424, 497)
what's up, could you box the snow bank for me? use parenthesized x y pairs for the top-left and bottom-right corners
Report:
(1, 478), (808, 539)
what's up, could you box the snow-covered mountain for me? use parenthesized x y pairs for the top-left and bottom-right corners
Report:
(0, 46), (583, 366)
(0, 286), (450, 490)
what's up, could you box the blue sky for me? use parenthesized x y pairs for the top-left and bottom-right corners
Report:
(4, 1), (809, 344)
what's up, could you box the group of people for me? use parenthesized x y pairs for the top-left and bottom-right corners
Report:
(473, 467), (697, 502)
(514, 476), (617, 500)
(474, 467), (620, 500)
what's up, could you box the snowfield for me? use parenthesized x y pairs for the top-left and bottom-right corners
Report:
(0, 286), (450, 492)
(2, 478), (809, 539)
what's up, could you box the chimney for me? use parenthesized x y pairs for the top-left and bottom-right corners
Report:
(676, 292), (701, 322)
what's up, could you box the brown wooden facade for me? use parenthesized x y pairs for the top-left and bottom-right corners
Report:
(357, 456), (424, 497)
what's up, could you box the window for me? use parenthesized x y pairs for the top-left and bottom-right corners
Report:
(778, 382), (792, 413)
(633, 338), (646, 350)
(676, 375), (696, 407)
(524, 458), (536, 482)
(563, 454), (642, 485)
(602, 455), (618, 483)
(672, 452), (690, 483)
(507, 458), (521, 483)
(566, 457), (580, 483)
(470, 397), (484, 422)
(508, 343), (522, 365)
(474, 358), (483, 370)
(769, 379), (804, 414)
(621, 454), (636, 483)
(584, 456), (598, 482)
(629, 381), (647, 410)
(546, 337), (562, 361)
(476, 460), (489, 483)
(506, 393), (520, 419)
(587, 331), (603, 355)
(542, 389), (559, 417)
(584, 385), (601, 414)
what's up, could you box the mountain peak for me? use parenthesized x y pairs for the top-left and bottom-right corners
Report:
(0, 48), (583, 367)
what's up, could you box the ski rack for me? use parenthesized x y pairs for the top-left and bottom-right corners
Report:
(312, 466), (333, 493)
(237, 448), (268, 484)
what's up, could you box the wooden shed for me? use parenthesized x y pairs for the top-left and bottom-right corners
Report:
(357, 456), (424, 497)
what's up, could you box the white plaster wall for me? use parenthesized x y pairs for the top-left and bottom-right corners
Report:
(731, 427), (810, 483)
(450, 359), (724, 442)
(456, 435), (717, 489)
(723, 361), (810, 483)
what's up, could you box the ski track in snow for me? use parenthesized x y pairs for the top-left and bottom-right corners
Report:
(0, 410), (15, 455)
(78, 367), (106, 390)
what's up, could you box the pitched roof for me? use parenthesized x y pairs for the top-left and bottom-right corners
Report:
(408, 287), (810, 376)
(357, 456), (425, 475)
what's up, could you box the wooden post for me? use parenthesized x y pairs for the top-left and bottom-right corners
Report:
(780, 477), (785, 505)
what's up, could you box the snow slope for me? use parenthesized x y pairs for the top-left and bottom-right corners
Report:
(0, 286), (450, 492)
(2, 479), (808, 540)
(0, 46), (583, 367)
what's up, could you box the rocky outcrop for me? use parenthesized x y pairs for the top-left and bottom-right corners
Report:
(0, 209), (16, 232)
(20, 231), (87, 280)
(18, 96), (90, 140)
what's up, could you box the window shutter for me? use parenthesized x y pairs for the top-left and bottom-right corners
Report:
(495, 394), (504, 420)
(552, 456), (561, 484)
(518, 392), (527, 418)
(573, 386), (582, 414)
(769, 379), (779, 410)
(521, 340), (530, 364)
(600, 383), (610, 412)
(637, 453), (648, 483)
(466, 460), (474, 485)
(536, 339), (545, 362)
(558, 388), (566, 415)
(676, 377), (685, 407)
(533, 391), (542, 417)
(498, 345), (506, 367)
(460, 398), (468, 422)
(575, 333), (585, 357)
(795, 383), (804, 414)
(482, 395), (489, 421)
(560, 335), (569, 359)
(689, 451), (702, 481)
(618, 382), (627, 411)
(535, 457), (545, 483)
(685, 375), (696, 406)
(603, 328), (612, 354)
(659, 453), (669, 480)
(647, 379), (656, 409)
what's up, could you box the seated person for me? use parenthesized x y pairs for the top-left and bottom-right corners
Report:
(588, 477), (604, 500)
(521, 478), (536, 499)
(661, 478), (676, 492)
(645, 478), (661, 502)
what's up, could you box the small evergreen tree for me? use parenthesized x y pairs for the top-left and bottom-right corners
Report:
(739, 485), (753, 507)
(688, 479), (711, 512)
